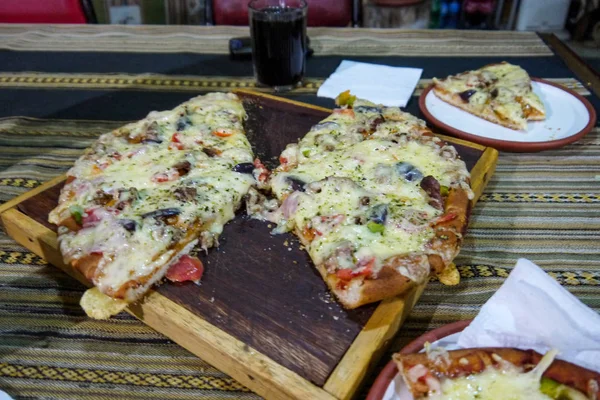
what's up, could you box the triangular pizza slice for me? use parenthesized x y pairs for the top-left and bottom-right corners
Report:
(433, 62), (546, 131)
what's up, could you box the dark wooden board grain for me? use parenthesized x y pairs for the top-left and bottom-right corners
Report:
(16, 92), (484, 387)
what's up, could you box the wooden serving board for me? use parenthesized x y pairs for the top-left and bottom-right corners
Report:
(0, 90), (498, 400)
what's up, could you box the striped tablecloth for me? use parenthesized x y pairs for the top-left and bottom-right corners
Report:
(0, 25), (598, 399)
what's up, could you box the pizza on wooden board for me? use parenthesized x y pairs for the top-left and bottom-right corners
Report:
(251, 91), (474, 309)
(49, 90), (474, 318)
(48, 93), (259, 319)
(432, 62), (546, 131)
(394, 347), (600, 400)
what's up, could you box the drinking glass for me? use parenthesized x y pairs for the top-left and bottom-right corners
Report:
(248, 0), (308, 92)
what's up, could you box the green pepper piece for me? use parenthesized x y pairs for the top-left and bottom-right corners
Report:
(302, 149), (310, 157)
(367, 221), (385, 233)
(69, 205), (84, 225)
(440, 185), (449, 196)
(540, 378), (561, 397)
(540, 378), (587, 400)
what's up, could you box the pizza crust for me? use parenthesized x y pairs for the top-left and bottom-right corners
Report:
(528, 113), (546, 121)
(428, 187), (471, 267)
(325, 264), (418, 309)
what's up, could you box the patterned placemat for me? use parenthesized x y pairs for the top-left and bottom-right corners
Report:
(0, 72), (591, 97)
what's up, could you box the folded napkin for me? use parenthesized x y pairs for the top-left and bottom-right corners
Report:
(316, 61), (423, 107)
(457, 258), (600, 372)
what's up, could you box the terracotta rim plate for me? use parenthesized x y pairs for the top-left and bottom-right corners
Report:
(419, 78), (597, 152)
(366, 320), (471, 400)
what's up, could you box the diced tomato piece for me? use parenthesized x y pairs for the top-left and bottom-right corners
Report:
(151, 169), (179, 183)
(279, 156), (288, 165)
(169, 142), (185, 150)
(336, 258), (374, 282)
(155, 174), (170, 182)
(213, 130), (233, 138)
(171, 133), (183, 143)
(152, 173), (170, 183)
(166, 255), (204, 283)
(336, 268), (354, 281)
(66, 176), (76, 184)
(253, 158), (270, 183)
(436, 212), (457, 224)
(169, 133), (185, 150)
(253, 158), (266, 168)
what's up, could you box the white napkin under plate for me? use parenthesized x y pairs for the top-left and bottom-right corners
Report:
(457, 258), (600, 372)
(316, 60), (423, 107)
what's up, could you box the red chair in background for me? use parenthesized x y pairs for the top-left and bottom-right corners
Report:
(0, 0), (95, 24)
(209, 0), (361, 27)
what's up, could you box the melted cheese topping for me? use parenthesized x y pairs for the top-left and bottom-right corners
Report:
(49, 93), (254, 301)
(270, 101), (472, 282)
(433, 62), (545, 129)
(428, 350), (559, 400)
(431, 367), (552, 400)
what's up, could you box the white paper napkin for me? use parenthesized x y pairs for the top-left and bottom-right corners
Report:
(457, 258), (600, 372)
(316, 61), (423, 107)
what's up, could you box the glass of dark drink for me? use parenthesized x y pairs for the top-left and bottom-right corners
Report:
(248, 0), (307, 92)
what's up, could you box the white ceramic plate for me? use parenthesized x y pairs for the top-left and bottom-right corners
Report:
(381, 333), (462, 400)
(419, 79), (596, 152)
